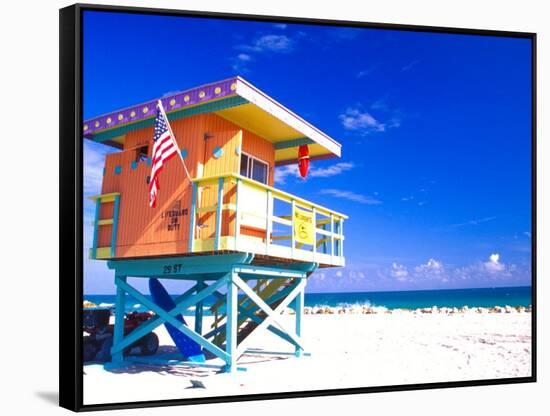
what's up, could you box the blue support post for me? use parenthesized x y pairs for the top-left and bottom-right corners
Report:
(214, 177), (224, 250)
(294, 278), (304, 357)
(110, 195), (120, 257)
(112, 275), (126, 364)
(265, 190), (272, 255)
(322, 223), (327, 254)
(194, 281), (205, 335)
(312, 207), (317, 261)
(234, 178), (241, 249)
(334, 219), (340, 260)
(291, 199), (296, 258)
(225, 271), (238, 372)
(340, 219), (344, 259)
(330, 213), (335, 262)
(188, 181), (198, 252)
(91, 198), (101, 259)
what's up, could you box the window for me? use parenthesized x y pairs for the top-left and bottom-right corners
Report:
(251, 158), (267, 184)
(240, 154), (249, 177)
(240, 153), (269, 185)
(135, 146), (148, 162)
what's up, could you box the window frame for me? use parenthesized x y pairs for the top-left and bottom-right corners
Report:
(240, 151), (270, 185)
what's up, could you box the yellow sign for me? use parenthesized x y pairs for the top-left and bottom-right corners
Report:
(293, 206), (315, 245)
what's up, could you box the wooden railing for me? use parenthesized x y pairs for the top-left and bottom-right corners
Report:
(188, 173), (347, 266)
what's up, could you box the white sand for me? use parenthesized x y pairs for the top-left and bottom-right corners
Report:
(83, 312), (532, 405)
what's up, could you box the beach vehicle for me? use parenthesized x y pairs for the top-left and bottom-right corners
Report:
(83, 308), (159, 362)
(85, 77), (347, 371)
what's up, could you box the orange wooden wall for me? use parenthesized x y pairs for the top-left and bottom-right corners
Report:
(96, 112), (275, 259)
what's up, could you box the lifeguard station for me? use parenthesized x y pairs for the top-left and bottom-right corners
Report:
(85, 77), (347, 372)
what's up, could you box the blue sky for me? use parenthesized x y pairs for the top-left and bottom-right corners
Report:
(83, 11), (532, 294)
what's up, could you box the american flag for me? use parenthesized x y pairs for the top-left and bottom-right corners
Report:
(149, 103), (179, 208)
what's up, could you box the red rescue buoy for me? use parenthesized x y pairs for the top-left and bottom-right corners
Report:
(298, 144), (310, 178)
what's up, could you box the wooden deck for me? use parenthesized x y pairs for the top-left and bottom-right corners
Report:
(106, 249), (338, 268)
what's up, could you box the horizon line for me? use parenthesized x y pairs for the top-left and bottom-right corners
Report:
(84, 285), (532, 297)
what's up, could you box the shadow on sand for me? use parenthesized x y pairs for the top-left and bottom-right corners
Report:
(35, 391), (58, 406)
(84, 345), (291, 378)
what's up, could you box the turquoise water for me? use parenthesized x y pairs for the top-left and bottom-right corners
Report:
(84, 286), (532, 314)
(305, 286), (532, 309)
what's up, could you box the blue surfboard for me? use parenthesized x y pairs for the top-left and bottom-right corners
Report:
(148, 278), (205, 362)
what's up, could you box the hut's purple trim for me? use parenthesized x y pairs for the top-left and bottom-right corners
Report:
(83, 77), (239, 136)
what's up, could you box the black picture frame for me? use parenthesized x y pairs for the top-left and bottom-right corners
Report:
(59, 3), (537, 412)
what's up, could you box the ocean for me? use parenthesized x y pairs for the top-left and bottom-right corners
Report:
(84, 286), (532, 314)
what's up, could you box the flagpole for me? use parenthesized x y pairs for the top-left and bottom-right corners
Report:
(157, 99), (192, 182)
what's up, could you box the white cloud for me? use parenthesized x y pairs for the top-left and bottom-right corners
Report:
(339, 108), (386, 133)
(256, 34), (293, 52)
(274, 164), (300, 184)
(237, 53), (251, 62)
(370, 99), (390, 111)
(320, 189), (382, 205)
(233, 34), (294, 73)
(452, 254), (521, 283)
(273, 23), (287, 29)
(309, 162), (354, 178)
(417, 258), (443, 272)
(391, 263), (409, 281)
(435, 217), (498, 232)
(83, 140), (112, 199)
(340, 95), (403, 136)
(402, 59), (421, 72)
(356, 64), (380, 79)
(484, 253), (505, 273)
(447, 216), (497, 229)
(238, 34), (294, 53)
(83, 140), (116, 250)
(231, 53), (254, 72)
(414, 258), (445, 278)
(307, 265), (378, 292)
(387, 117), (401, 129)
(307, 257), (530, 292)
(274, 162), (354, 184)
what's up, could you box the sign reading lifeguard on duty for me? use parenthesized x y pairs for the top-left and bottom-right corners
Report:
(293, 206), (315, 246)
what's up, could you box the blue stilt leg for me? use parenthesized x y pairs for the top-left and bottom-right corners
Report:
(225, 271), (238, 372)
(112, 275), (126, 364)
(294, 278), (304, 357)
(194, 281), (205, 335)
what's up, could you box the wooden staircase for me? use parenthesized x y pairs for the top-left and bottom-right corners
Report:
(209, 269), (314, 348)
